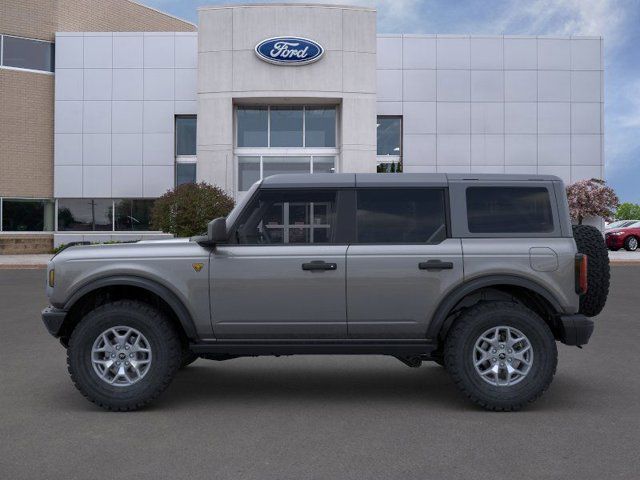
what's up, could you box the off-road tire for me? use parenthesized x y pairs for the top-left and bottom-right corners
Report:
(624, 235), (638, 252)
(180, 350), (199, 369)
(67, 300), (181, 411)
(444, 301), (557, 411)
(572, 224), (610, 317)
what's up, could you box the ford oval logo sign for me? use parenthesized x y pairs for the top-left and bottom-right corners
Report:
(255, 37), (324, 66)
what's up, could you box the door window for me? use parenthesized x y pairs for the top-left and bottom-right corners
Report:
(234, 190), (338, 244)
(356, 189), (447, 243)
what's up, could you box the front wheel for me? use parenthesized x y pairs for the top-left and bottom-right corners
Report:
(444, 301), (557, 411)
(67, 300), (182, 411)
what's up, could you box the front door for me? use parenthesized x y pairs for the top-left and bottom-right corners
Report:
(346, 188), (463, 338)
(210, 188), (348, 339)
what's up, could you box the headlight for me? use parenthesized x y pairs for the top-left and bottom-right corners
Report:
(48, 269), (55, 287)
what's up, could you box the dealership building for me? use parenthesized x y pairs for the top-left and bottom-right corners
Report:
(0, 2), (604, 250)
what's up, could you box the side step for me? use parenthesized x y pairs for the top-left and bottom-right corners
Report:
(190, 339), (437, 357)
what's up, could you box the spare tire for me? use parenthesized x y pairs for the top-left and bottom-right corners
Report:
(572, 224), (610, 317)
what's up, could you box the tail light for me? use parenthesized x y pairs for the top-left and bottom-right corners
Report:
(575, 254), (588, 295)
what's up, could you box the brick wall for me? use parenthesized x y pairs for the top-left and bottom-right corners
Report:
(0, 0), (195, 199)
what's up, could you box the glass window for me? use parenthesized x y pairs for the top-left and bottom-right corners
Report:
(238, 156), (260, 191)
(237, 107), (268, 147)
(57, 199), (112, 231)
(114, 199), (155, 231)
(235, 190), (337, 244)
(270, 107), (303, 147)
(175, 116), (196, 156)
(356, 189), (447, 243)
(313, 156), (336, 173)
(2, 36), (54, 72)
(263, 156), (311, 178)
(466, 187), (554, 233)
(176, 163), (196, 186)
(305, 107), (336, 147)
(2, 199), (54, 231)
(377, 116), (402, 156)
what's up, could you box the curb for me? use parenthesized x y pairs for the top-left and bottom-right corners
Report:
(0, 265), (48, 270)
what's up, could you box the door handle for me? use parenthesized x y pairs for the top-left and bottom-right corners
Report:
(419, 260), (454, 271)
(302, 261), (337, 271)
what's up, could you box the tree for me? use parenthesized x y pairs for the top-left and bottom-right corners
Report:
(151, 182), (235, 237)
(615, 202), (640, 220)
(566, 178), (619, 225)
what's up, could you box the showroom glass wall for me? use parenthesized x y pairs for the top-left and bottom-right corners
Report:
(236, 106), (338, 191)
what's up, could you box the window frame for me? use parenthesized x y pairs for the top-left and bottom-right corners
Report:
(0, 34), (55, 75)
(448, 181), (562, 238)
(376, 115), (403, 165)
(226, 188), (353, 246)
(175, 115), (197, 187)
(352, 187), (450, 245)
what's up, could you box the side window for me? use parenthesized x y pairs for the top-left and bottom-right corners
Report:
(235, 190), (338, 244)
(356, 189), (447, 243)
(466, 187), (554, 233)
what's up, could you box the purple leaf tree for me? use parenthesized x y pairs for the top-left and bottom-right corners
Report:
(566, 178), (619, 225)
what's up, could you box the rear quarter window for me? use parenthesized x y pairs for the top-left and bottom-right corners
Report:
(466, 187), (554, 233)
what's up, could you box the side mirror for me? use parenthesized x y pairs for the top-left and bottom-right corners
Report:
(207, 217), (227, 244)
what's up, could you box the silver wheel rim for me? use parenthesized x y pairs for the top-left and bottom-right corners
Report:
(91, 326), (152, 387)
(629, 237), (638, 250)
(473, 326), (533, 387)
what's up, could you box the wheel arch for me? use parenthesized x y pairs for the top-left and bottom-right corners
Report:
(427, 275), (564, 342)
(59, 275), (197, 346)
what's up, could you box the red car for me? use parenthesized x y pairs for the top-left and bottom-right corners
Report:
(605, 222), (640, 251)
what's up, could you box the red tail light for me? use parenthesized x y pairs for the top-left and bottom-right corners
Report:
(575, 254), (588, 295)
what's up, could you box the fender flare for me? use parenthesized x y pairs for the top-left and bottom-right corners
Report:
(426, 274), (564, 339)
(63, 275), (198, 339)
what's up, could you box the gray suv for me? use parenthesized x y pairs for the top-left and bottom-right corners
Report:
(42, 173), (609, 411)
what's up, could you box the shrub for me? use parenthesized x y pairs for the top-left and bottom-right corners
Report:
(566, 178), (619, 225)
(151, 182), (235, 237)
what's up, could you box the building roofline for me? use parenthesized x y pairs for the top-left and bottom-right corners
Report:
(198, 3), (375, 12)
(126, 0), (197, 29)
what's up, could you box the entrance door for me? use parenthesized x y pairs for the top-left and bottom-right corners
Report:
(210, 188), (348, 339)
(346, 188), (463, 338)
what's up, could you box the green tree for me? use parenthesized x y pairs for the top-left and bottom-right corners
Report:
(151, 182), (235, 237)
(615, 202), (640, 220)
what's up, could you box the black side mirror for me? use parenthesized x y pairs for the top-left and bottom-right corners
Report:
(208, 217), (227, 244)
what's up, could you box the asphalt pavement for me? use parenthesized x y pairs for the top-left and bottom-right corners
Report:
(0, 267), (639, 479)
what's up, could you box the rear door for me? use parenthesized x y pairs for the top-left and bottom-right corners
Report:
(346, 187), (463, 338)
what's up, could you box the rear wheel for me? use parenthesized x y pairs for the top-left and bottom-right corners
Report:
(624, 236), (638, 251)
(572, 224), (610, 317)
(67, 300), (181, 411)
(444, 301), (557, 411)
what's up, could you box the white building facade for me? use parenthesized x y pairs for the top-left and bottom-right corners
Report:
(51, 3), (604, 245)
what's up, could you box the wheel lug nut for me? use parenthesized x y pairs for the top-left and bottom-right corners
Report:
(129, 353), (134, 358)
(125, 361), (130, 366)
(507, 358), (512, 362)
(116, 361), (121, 365)
(116, 346), (120, 350)
(491, 349), (497, 354)
(508, 349), (512, 353)
(492, 357), (497, 362)
(125, 345), (129, 350)
(499, 344), (505, 349)
(111, 353), (115, 358)
(500, 362), (505, 366)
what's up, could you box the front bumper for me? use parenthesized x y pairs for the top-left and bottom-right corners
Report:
(558, 314), (594, 346)
(42, 306), (67, 337)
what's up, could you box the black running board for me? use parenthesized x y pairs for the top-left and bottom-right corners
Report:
(189, 339), (437, 357)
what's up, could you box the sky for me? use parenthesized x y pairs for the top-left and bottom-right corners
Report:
(140, 0), (640, 203)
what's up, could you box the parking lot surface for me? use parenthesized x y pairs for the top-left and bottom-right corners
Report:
(1, 267), (639, 479)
